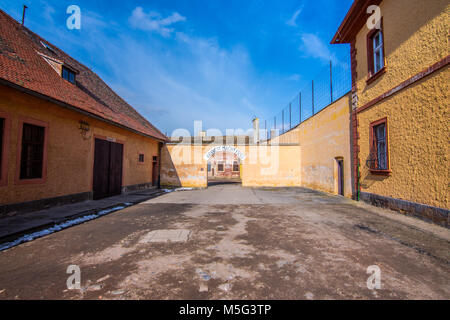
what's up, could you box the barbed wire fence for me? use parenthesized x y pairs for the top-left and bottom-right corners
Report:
(264, 60), (351, 140)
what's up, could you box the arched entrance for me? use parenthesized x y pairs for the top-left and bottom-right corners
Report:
(204, 146), (245, 186)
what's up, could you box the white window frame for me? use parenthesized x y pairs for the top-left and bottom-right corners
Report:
(373, 31), (384, 74)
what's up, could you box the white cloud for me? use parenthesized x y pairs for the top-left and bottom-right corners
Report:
(286, 5), (304, 27)
(300, 33), (337, 64)
(288, 74), (301, 81)
(129, 7), (186, 37)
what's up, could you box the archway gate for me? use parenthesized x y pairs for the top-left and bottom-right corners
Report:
(160, 143), (301, 188)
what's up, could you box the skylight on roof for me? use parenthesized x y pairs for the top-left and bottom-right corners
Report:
(40, 41), (56, 54)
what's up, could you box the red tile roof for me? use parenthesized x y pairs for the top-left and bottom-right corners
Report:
(0, 10), (167, 142)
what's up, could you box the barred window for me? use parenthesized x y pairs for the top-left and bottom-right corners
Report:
(218, 163), (224, 172)
(233, 161), (239, 172)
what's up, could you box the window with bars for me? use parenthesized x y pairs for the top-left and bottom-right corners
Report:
(233, 161), (239, 172)
(368, 118), (389, 173)
(20, 123), (45, 180)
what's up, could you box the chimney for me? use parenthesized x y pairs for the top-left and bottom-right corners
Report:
(252, 118), (260, 144)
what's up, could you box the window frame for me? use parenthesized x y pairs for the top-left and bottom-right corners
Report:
(138, 153), (145, 164)
(366, 18), (386, 84)
(15, 117), (49, 185)
(217, 162), (224, 172)
(232, 161), (240, 172)
(62, 66), (76, 84)
(369, 118), (391, 175)
(0, 111), (11, 187)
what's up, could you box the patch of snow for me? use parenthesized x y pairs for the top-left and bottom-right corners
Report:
(0, 204), (132, 252)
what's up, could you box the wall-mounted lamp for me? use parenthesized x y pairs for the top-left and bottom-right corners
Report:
(79, 120), (90, 139)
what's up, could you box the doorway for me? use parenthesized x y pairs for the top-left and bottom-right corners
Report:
(337, 159), (344, 196)
(93, 138), (124, 200)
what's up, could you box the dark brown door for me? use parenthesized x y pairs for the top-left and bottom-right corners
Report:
(337, 160), (344, 196)
(93, 138), (123, 200)
(152, 157), (158, 186)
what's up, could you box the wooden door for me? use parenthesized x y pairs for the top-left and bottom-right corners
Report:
(93, 138), (123, 200)
(152, 157), (158, 186)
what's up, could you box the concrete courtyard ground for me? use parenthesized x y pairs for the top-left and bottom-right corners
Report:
(0, 184), (448, 300)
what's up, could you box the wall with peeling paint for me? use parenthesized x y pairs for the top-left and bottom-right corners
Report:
(160, 144), (302, 188)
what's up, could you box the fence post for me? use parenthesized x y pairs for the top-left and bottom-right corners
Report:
(312, 80), (315, 115)
(289, 103), (292, 129)
(299, 92), (302, 123)
(265, 120), (267, 140)
(330, 60), (333, 103)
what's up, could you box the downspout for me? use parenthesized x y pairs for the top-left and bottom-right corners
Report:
(157, 142), (163, 189)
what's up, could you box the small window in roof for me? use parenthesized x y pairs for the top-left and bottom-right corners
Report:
(62, 66), (76, 84)
(40, 41), (56, 54)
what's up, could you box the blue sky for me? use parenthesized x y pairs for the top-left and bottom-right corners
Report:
(1, 0), (353, 135)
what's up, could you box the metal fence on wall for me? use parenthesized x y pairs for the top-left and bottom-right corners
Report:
(264, 61), (351, 140)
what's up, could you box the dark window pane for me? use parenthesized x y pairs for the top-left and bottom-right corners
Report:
(139, 154), (145, 163)
(20, 123), (45, 180)
(233, 162), (239, 172)
(218, 163), (224, 172)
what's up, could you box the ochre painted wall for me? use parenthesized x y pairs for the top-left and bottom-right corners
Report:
(354, 0), (449, 106)
(296, 94), (352, 198)
(353, 0), (449, 209)
(0, 85), (160, 205)
(160, 144), (302, 188)
(357, 68), (449, 209)
(241, 146), (301, 187)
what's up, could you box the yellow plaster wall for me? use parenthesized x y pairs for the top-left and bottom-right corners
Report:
(358, 67), (449, 209)
(353, 0), (449, 209)
(241, 146), (301, 187)
(160, 144), (302, 188)
(298, 95), (352, 197)
(161, 144), (208, 188)
(0, 85), (160, 205)
(354, 0), (449, 106)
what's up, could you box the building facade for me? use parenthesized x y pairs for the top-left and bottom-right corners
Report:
(0, 10), (167, 215)
(332, 0), (449, 226)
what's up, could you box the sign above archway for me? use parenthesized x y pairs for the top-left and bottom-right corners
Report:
(204, 146), (246, 161)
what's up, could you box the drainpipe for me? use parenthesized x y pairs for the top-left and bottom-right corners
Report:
(157, 142), (162, 189)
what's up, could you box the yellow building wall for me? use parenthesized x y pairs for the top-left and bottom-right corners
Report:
(0, 85), (160, 205)
(298, 95), (352, 197)
(161, 144), (208, 188)
(160, 144), (302, 188)
(358, 68), (449, 209)
(241, 146), (301, 187)
(353, 0), (449, 209)
(265, 94), (352, 198)
(354, 0), (449, 106)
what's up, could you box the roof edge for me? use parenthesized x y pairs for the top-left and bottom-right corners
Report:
(0, 79), (168, 143)
(331, 0), (382, 44)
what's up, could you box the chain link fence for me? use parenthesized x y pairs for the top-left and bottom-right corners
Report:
(265, 61), (351, 140)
